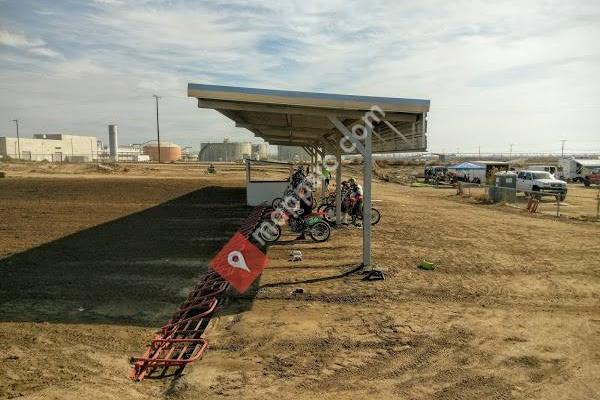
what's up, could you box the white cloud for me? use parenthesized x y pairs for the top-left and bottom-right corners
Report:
(28, 46), (61, 58)
(0, 28), (61, 58)
(0, 29), (44, 48)
(48, 58), (105, 78)
(0, 0), (599, 152)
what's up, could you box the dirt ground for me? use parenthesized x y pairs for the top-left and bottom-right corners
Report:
(375, 163), (600, 220)
(0, 162), (599, 399)
(560, 184), (600, 219)
(457, 182), (599, 220)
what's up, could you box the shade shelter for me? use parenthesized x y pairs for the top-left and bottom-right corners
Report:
(449, 162), (486, 170)
(448, 161), (486, 182)
(188, 83), (430, 267)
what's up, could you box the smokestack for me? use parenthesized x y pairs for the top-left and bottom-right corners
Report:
(108, 124), (118, 161)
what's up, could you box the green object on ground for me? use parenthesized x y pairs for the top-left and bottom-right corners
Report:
(418, 261), (435, 270)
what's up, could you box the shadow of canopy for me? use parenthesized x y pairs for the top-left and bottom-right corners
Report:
(0, 186), (257, 326)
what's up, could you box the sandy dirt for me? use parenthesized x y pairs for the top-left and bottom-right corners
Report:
(0, 163), (599, 399)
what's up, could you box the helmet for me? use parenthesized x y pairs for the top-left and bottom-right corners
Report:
(348, 177), (355, 184)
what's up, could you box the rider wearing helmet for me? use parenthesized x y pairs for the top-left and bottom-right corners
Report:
(347, 178), (363, 224)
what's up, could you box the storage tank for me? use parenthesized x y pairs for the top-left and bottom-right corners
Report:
(251, 143), (269, 160)
(143, 141), (182, 163)
(277, 145), (310, 162)
(108, 124), (118, 161)
(199, 140), (252, 162)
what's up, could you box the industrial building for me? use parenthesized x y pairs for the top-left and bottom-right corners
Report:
(0, 133), (98, 162)
(198, 139), (268, 162)
(113, 145), (150, 162)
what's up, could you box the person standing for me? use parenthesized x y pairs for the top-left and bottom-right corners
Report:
(322, 168), (331, 190)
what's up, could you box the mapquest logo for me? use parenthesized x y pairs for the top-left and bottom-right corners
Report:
(227, 250), (250, 272)
(209, 232), (268, 293)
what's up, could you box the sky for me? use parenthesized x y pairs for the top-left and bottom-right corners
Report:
(0, 0), (599, 154)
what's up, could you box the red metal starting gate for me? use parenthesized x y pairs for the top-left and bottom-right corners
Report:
(129, 205), (269, 381)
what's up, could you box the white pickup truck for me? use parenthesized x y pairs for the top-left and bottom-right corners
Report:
(516, 170), (567, 201)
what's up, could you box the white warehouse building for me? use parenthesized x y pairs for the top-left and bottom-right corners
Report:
(0, 134), (99, 162)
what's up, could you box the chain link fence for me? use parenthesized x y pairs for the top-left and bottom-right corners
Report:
(457, 182), (600, 221)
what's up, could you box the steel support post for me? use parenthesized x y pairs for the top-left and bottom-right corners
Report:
(327, 115), (371, 267)
(362, 126), (372, 268)
(315, 146), (325, 197)
(336, 146), (342, 226)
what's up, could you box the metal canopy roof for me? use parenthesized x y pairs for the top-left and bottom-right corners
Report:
(188, 83), (432, 268)
(188, 83), (430, 154)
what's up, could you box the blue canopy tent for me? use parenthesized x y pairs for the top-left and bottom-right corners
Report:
(448, 162), (486, 182)
(449, 162), (485, 170)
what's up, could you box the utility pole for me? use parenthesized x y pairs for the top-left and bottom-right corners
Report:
(12, 119), (21, 159)
(509, 143), (514, 160)
(478, 145), (481, 158)
(560, 139), (567, 158)
(152, 94), (162, 163)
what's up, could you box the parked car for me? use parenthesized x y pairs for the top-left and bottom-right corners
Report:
(583, 168), (600, 187)
(516, 170), (567, 201)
